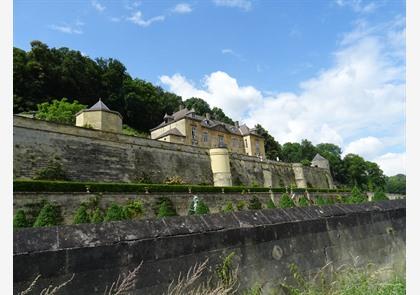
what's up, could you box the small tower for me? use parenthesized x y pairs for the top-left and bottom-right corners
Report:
(75, 99), (122, 133)
(311, 153), (330, 170)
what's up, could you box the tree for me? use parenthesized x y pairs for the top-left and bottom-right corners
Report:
(254, 124), (282, 161)
(342, 154), (368, 188)
(195, 200), (210, 215)
(281, 142), (302, 163)
(346, 186), (368, 204)
(211, 107), (235, 125)
(365, 161), (386, 191)
(35, 98), (86, 125)
(266, 199), (276, 209)
(33, 202), (62, 227)
(73, 204), (90, 224)
(372, 190), (388, 201)
(184, 97), (212, 115)
(300, 139), (317, 161)
(279, 194), (295, 208)
(316, 143), (346, 185)
(14, 210), (30, 228)
(385, 174), (406, 194)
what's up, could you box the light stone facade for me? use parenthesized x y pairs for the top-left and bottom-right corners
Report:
(75, 99), (122, 133)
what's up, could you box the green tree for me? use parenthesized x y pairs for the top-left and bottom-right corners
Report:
(14, 210), (30, 228)
(372, 190), (388, 201)
(33, 202), (62, 227)
(184, 97), (212, 115)
(35, 98), (86, 125)
(73, 204), (90, 224)
(195, 200), (210, 215)
(104, 203), (126, 221)
(281, 142), (303, 163)
(266, 199), (276, 209)
(157, 199), (178, 218)
(222, 201), (235, 212)
(365, 161), (386, 191)
(298, 197), (309, 207)
(248, 195), (262, 210)
(254, 124), (282, 161)
(279, 194), (295, 208)
(343, 154), (368, 188)
(211, 107), (235, 125)
(346, 186), (368, 204)
(385, 174), (406, 194)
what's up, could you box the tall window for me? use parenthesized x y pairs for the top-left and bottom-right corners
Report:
(255, 140), (260, 155)
(245, 139), (248, 148)
(218, 135), (224, 147)
(203, 132), (208, 143)
(192, 126), (197, 139)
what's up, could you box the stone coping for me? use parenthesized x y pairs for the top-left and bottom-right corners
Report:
(14, 200), (405, 255)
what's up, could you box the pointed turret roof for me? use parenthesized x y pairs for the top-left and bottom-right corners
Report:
(312, 153), (327, 161)
(89, 98), (110, 111)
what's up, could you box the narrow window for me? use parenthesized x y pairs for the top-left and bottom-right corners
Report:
(203, 132), (208, 143)
(218, 135), (224, 147)
(245, 139), (248, 148)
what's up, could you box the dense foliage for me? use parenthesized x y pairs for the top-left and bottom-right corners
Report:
(279, 193), (295, 208)
(247, 195), (262, 210)
(35, 98), (86, 125)
(13, 210), (30, 228)
(385, 174), (406, 194)
(33, 202), (62, 227)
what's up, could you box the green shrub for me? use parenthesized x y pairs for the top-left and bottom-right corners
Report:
(104, 203), (127, 222)
(346, 187), (368, 204)
(248, 195), (262, 210)
(222, 201), (235, 212)
(372, 190), (388, 201)
(298, 197), (309, 207)
(34, 161), (68, 181)
(279, 193), (295, 208)
(73, 204), (90, 224)
(315, 196), (326, 206)
(33, 202), (62, 227)
(154, 197), (177, 217)
(266, 198), (276, 209)
(236, 200), (246, 211)
(13, 209), (29, 228)
(195, 200), (210, 215)
(90, 208), (104, 223)
(123, 200), (143, 219)
(335, 195), (344, 203)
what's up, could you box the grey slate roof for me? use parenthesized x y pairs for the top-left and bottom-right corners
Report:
(89, 99), (111, 111)
(155, 128), (186, 139)
(151, 107), (263, 138)
(312, 153), (327, 162)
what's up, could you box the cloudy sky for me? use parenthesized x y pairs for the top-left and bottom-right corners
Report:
(14, 0), (405, 176)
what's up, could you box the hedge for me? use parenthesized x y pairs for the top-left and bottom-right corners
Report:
(13, 180), (351, 194)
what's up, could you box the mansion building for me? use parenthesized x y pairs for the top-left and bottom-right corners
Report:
(150, 107), (266, 158)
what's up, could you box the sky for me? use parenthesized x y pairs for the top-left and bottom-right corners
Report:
(13, 0), (406, 176)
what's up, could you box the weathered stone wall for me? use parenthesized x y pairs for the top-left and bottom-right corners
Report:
(13, 191), (350, 225)
(14, 116), (334, 188)
(13, 116), (213, 184)
(14, 200), (405, 294)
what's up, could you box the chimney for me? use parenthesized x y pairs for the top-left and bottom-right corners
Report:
(205, 113), (211, 120)
(234, 121), (239, 128)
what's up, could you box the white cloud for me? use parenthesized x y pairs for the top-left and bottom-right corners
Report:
(335, 0), (377, 13)
(50, 23), (83, 34)
(172, 3), (192, 14)
(159, 18), (405, 173)
(343, 136), (383, 159)
(160, 71), (263, 119)
(91, 0), (106, 12)
(213, 0), (252, 11)
(373, 152), (406, 176)
(110, 17), (121, 22)
(127, 11), (165, 27)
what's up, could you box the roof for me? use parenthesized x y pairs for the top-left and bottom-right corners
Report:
(89, 98), (110, 111)
(312, 153), (328, 162)
(150, 107), (263, 138)
(155, 128), (186, 139)
(75, 99), (122, 118)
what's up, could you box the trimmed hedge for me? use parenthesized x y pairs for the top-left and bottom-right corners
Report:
(13, 180), (351, 194)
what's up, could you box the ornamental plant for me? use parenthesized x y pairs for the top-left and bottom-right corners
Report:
(248, 195), (262, 210)
(222, 201), (235, 213)
(13, 209), (29, 228)
(372, 190), (388, 201)
(90, 208), (104, 223)
(279, 193), (295, 208)
(266, 199), (276, 209)
(298, 197), (309, 207)
(236, 200), (246, 211)
(346, 187), (368, 204)
(195, 200), (210, 215)
(104, 203), (127, 222)
(123, 200), (144, 219)
(33, 202), (62, 227)
(73, 204), (90, 224)
(156, 197), (177, 218)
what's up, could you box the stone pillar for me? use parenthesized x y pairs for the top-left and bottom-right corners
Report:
(209, 148), (232, 187)
(292, 163), (307, 189)
(262, 163), (273, 188)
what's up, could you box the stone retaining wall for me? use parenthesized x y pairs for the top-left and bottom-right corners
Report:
(13, 200), (406, 294)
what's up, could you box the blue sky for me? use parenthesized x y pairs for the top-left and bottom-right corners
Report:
(14, 0), (406, 175)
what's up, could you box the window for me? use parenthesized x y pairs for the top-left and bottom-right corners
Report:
(256, 140), (260, 155)
(218, 135), (224, 147)
(192, 126), (197, 139)
(232, 137), (238, 147)
(245, 139), (248, 148)
(203, 132), (208, 143)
